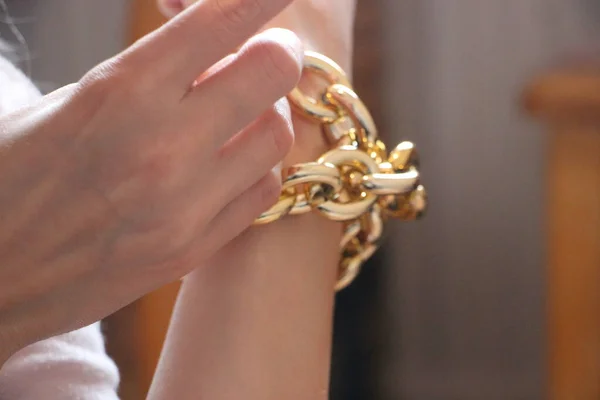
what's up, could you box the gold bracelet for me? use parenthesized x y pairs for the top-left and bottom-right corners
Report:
(254, 51), (427, 291)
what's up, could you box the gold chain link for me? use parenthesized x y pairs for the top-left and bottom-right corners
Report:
(254, 51), (427, 291)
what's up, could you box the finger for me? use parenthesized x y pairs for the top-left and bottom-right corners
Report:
(184, 28), (303, 149)
(157, 0), (185, 18)
(193, 54), (236, 86)
(132, 0), (296, 86)
(202, 168), (282, 253)
(214, 97), (293, 203)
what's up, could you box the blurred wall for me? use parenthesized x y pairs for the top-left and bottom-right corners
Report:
(381, 1), (600, 399)
(0, 0), (128, 90)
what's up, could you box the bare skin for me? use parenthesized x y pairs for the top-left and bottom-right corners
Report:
(0, 0), (304, 364)
(149, 1), (357, 399)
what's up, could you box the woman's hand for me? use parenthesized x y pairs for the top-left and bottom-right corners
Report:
(158, 0), (357, 177)
(160, 0), (355, 72)
(0, 0), (302, 364)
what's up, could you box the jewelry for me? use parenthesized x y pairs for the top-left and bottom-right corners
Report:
(254, 51), (427, 291)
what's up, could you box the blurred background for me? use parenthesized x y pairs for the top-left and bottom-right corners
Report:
(2, 0), (599, 399)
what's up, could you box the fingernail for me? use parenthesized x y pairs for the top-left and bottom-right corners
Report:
(158, 0), (184, 17)
(264, 28), (305, 69)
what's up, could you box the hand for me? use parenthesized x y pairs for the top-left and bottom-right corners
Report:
(147, 3), (357, 400)
(156, 0), (357, 285)
(160, 0), (357, 171)
(160, 0), (356, 72)
(0, 0), (302, 363)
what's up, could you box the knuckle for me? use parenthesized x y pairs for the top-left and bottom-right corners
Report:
(79, 55), (156, 102)
(71, 58), (135, 124)
(253, 40), (302, 93)
(213, 0), (263, 27)
(78, 71), (115, 102)
(78, 60), (141, 106)
(79, 58), (128, 94)
(212, 0), (263, 40)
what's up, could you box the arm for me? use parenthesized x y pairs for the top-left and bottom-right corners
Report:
(148, 2), (356, 399)
(0, 0), (300, 363)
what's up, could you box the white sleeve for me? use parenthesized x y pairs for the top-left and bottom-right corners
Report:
(0, 55), (40, 112)
(0, 323), (120, 400)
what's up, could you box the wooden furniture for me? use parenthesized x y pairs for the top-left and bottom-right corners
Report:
(524, 67), (600, 400)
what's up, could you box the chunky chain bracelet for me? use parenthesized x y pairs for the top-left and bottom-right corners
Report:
(254, 51), (427, 291)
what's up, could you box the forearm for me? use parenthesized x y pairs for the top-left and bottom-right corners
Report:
(148, 3), (355, 398)
(148, 217), (340, 400)
(148, 98), (344, 400)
